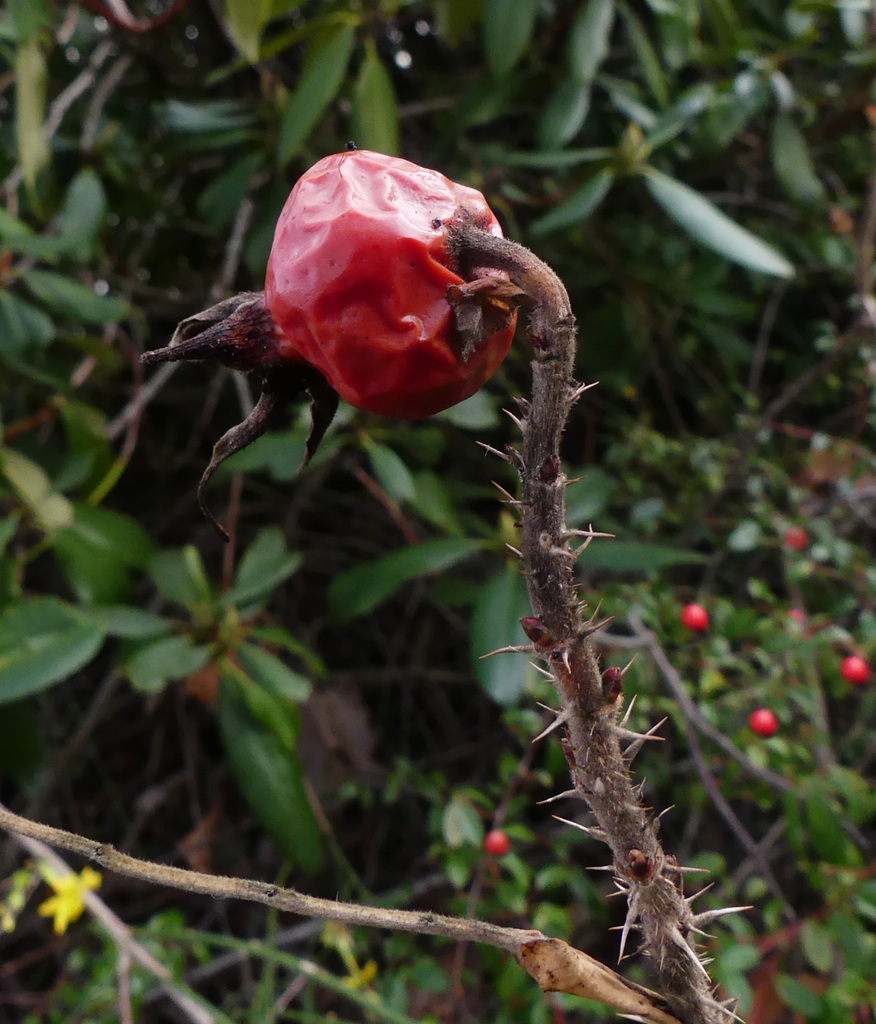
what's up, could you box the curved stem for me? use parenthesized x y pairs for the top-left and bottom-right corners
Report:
(450, 223), (742, 1024)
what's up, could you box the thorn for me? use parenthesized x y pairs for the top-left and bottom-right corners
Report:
(505, 543), (522, 558)
(476, 441), (510, 462)
(479, 644), (533, 658)
(618, 694), (638, 727)
(578, 614), (615, 638)
(586, 864), (619, 872)
(671, 864), (712, 876)
(534, 700), (560, 713)
(502, 407), (526, 431)
(567, 380), (599, 405)
(667, 925), (710, 979)
(537, 789), (579, 805)
(621, 655), (637, 674)
(618, 891), (641, 962)
(532, 710), (569, 743)
(553, 815), (606, 841)
(620, 718), (668, 759)
(653, 805), (674, 824)
(691, 906), (752, 927)
(530, 662), (555, 679)
(716, 997), (745, 1023)
(684, 882), (715, 905)
(490, 480), (526, 508)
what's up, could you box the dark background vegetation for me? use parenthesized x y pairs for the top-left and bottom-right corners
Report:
(1, 1), (875, 1022)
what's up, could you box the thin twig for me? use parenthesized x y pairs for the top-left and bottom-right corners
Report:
(13, 833), (215, 1024)
(0, 800), (681, 1024)
(81, 51), (134, 151)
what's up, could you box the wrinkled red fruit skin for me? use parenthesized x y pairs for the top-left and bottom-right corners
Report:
(264, 149), (516, 418)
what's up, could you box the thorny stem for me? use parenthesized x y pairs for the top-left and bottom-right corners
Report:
(450, 223), (742, 1024)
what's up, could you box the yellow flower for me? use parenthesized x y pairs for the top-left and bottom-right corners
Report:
(346, 959), (378, 989)
(37, 864), (101, 935)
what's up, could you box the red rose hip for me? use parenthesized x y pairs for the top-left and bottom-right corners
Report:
(140, 149), (520, 536)
(680, 603), (709, 632)
(749, 708), (778, 737)
(265, 149), (517, 418)
(483, 829), (511, 856)
(840, 655), (869, 685)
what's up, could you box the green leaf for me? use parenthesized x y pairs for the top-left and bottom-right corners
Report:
(351, 41), (400, 156)
(89, 606), (173, 639)
(480, 145), (614, 170)
(537, 82), (591, 150)
(218, 675), (322, 871)
(0, 208), (62, 261)
(225, 527), (301, 608)
(529, 169), (614, 238)
(774, 975), (822, 1018)
(222, 657), (298, 749)
(197, 152), (263, 231)
(644, 169), (795, 278)
(150, 546), (214, 612)
(221, 0), (273, 63)
(433, 391), (499, 429)
(0, 598), (105, 703)
(442, 795), (484, 848)
(804, 785), (861, 867)
(328, 538), (485, 621)
(646, 85), (713, 148)
(365, 440), (415, 504)
(20, 270), (128, 323)
(799, 920), (833, 974)
(568, 0), (615, 84)
(482, 0), (539, 77)
(237, 643), (312, 703)
(15, 39), (48, 188)
(158, 99), (256, 133)
(277, 23), (356, 165)
(617, 1), (669, 107)
(7, 0), (51, 42)
(0, 291), (55, 352)
(55, 170), (108, 261)
(54, 504), (156, 605)
(126, 635), (212, 693)
(408, 471), (463, 535)
(578, 540), (706, 572)
(0, 446), (73, 534)
(771, 114), (826, 209)
(471, 564), (536, 705)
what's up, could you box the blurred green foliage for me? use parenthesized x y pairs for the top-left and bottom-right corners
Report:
(1, 0), (875, 1021)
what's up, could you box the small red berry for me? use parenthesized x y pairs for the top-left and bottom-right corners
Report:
(783, 526), (809, 551)
(840, 655), (869, 685)
(483, 829), (511, 857)
(787, 608), (806, 625)
(680, 603), (709, 632)
(749, 708), (778, 737)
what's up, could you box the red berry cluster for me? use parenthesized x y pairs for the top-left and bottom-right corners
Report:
(678, 602), (870, 740)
